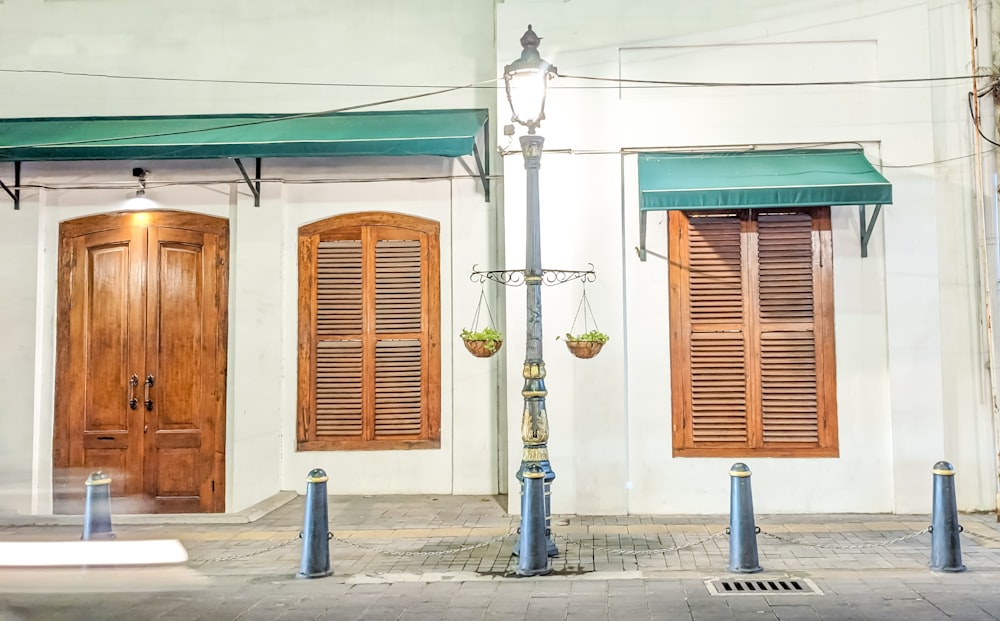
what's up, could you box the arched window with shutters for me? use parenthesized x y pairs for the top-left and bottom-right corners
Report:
(668, 207), (838, 457)
(297, 212), (441, 451)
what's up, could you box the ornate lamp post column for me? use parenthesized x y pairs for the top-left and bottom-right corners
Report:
(505, 25), (557, 576)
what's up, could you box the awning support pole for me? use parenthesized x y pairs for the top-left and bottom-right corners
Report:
(0, 161), (21, 210)
(637, 210), (648, 262)
(859, 204), (882, 258)
(234, 157), (261, 207)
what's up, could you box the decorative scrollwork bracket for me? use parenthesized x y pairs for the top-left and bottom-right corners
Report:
(470, 264), (596, 287)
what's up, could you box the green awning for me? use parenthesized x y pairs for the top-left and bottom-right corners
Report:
(0, 109), (488, 161)
(638, 149), (892, 211)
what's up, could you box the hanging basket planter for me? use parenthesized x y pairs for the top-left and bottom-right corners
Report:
(561, 283), (609, 359)
(460, 283), (502, 359)
(563, 339), (605, 359)
(462, 336), (503, 358)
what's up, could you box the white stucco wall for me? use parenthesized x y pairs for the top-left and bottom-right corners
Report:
(497, 0), (998, 513)
(1, 0), (997, 516)
(0, 0), (502, 515)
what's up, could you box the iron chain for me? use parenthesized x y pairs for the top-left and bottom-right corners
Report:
(194, 535), (301, 563)
(963, 528), (1000, 545)
(760, 528), (930, 550)
(330, 531), (516, 557)
(554, 531), (729, 556)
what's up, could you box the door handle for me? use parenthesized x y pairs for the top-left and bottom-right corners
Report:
(144, 375), (155, 411)
(128, 374), (139, 410)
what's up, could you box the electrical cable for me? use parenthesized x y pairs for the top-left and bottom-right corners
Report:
(969, 90), (1000, 148)
(557, 72), (987, 88)
(0, 66), (989, 89)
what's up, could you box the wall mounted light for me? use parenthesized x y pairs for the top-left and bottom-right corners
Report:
(133, 167), (148, 197)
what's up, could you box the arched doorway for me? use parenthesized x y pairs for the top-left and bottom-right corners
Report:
(53, 211), (229, 513)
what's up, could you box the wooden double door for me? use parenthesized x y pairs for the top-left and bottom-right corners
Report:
(54, 211), (229, 514)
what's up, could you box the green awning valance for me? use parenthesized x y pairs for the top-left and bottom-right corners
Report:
(0, 109), (488, 162)
(638, 149), (892, 211)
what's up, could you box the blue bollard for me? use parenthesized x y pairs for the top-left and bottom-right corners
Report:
(298, 468), (332, 579)
(516, 464), (551, 576)
(930, 461), (965, 572)
(728, 463), (762, 573)
(81, 471), (115, 540)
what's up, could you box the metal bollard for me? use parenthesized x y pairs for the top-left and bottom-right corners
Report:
(728, 463), (762, 573)
(512, 462), (559, 557)
(516, 464), (551, 576)
(930, 461), (965, 572)
(298, 468), (332, 579)
(81, 471), (115, 540)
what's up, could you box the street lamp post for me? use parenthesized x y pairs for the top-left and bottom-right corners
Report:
(505, 25), (558, 577)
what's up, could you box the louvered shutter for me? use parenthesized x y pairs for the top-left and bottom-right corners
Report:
(669, 207), (837, 457)
(756, 212), (819, 444)
(298, 213), (440, 451)
(315, 240), (364, 438)
(374, 239), (424, 438)
(686, 214), (747, 445)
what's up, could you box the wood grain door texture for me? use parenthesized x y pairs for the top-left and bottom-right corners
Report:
(54, 211), (228, 514)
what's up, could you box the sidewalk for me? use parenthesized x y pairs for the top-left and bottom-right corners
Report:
(3, 495), (1000, 620)
(3, 494), (1000, 581)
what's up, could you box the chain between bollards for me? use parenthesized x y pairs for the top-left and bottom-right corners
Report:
(331, 532), (517, 556)
(760, 528), (930, 549)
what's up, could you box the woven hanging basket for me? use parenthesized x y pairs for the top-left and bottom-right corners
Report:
(463, 338), (502, 358)
(564, 340), (604, 359)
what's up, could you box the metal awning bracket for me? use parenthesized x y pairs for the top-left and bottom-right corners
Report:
(860, 204), (882, 258)
(0, 161), (21, 210)
(472, 117), (490, 202)
(637, 210), (648, 261)
(234, 157), (261, 207)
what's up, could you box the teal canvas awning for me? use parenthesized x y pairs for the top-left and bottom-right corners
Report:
(0, 108), (491, 208)
(638, 149), (891, 211)
(0, 109), (488, 161)
(636, 149), (892, 259)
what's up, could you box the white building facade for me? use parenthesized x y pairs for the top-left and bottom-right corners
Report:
(0, 0), (997, 517)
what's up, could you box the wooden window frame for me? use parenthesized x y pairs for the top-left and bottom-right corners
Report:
(669, 207), (838, 458)
(297, 212), (441, 451)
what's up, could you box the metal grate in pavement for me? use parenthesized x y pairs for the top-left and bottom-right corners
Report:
(706, 578), (822, 596)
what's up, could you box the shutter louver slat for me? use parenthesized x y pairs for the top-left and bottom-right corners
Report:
(375, 339), (422, 436)
(315, 340), (363, 437)
(690, 332), (747, 442)
(758, 213), (814, 321)
(317, 241), (363, 335)
(376, 240), (422, 333)
(761, 332), (819, 442)
(688, 215), (743, 323)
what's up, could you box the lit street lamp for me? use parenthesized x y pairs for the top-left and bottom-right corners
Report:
(505, 24), (558, 577)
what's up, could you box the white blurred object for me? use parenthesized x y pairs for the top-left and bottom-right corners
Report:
(0, 539), (188, 567)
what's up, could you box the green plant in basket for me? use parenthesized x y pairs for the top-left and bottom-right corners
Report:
(461, 327), (503, 353)
(558, 330), (609, 344)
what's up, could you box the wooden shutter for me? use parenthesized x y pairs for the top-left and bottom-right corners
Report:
(685, 214), (747, 446)
(756, 213), (819, 445)
(373, 239), (423, 438)
(298, 213), (440, 451)
(315, 240), (363, 438)
(669, 208), (837, 457)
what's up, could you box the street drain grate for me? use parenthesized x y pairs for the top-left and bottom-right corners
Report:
(706, 578), (822, 596)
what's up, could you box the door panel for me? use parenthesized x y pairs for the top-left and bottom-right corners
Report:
(145, 226), (221, 513)
(55, 211), (228, 514)
(58, 228), (146, 511)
